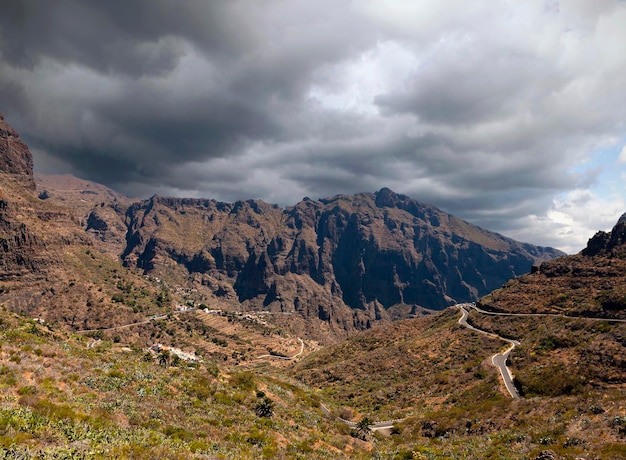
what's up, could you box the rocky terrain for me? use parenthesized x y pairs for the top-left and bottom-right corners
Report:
(35, 173), (132, 257)
(0, 114), (85, 280)
(292, 217), (626, 458)
(0, 113), (35, 191)
(0, 114), (169, 330)
(0, 113), (624, 458)
(29, 176), (567, 344)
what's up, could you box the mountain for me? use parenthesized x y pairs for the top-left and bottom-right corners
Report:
(0, 114), (563, 342)
(0, 114), (85, 279)
(117, 189), (562, 339)
(0, 114), (623, 458)
(35, 173), (132, 257)
(0, 113), (35, 190)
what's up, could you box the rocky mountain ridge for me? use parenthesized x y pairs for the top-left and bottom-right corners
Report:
(114, 187), (562, 338)
(0, 115), (167, 331)
(0, 112), (35, 190)
(0, 114), (87, 280)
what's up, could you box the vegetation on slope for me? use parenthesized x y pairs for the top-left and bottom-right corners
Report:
(0, 307), (382, 459)
(293, 307), (626, 459)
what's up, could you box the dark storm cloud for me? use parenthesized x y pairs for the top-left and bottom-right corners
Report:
(0, 0), (254, 75)
(0, 0), (625, 252)
(0, 0), (377, 187)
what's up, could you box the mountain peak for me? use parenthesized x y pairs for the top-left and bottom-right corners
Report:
(374, 187), (400, 207)
(0, 113), (36, 190)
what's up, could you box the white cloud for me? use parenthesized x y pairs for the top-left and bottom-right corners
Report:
(505, 189), (626, 254)
(618, 145), (626, 163)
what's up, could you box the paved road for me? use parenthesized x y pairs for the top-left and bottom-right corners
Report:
(457, 304), (520, 399)
(471, 304), (626, 323)
(319, 402), (401, 433)
(87, 339), (101, 349)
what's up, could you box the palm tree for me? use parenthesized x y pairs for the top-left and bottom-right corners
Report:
(352, 417), (372, 440)
(255, 397), (274, 418)
(158, 349), (170, 368)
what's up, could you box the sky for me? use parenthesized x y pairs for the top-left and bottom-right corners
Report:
(1, 0), (625, 253)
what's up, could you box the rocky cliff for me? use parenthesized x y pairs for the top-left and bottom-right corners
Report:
(0, 113), (35, 190)
(0, 113), (567, 340)
(479, 215), (626, 319)
(119, 188), (562, 336)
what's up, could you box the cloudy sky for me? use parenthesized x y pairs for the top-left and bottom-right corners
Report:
(1, 0), (625, 253)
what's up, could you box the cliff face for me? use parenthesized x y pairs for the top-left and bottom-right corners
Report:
(0, 113), (35, 190)
(120, 188), (562, 335)
(0, 116), (94, 282)
(479, 215), (626, 319)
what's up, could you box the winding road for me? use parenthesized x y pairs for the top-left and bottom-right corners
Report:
(457, 304), (521, 399)
(319, 403), (401, 433)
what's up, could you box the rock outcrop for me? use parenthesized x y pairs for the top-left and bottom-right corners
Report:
(0, 116), (169, 331)
(582, 216), (626, 257)
(0, 116), (93, 280)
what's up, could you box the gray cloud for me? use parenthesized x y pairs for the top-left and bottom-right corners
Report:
(1, 0), (625, 252)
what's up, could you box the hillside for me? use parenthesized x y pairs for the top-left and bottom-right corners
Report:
(290, 216), (626, 458)
(0, 306), (384, 459)
(0, 114), (181, 331)
(35, 173), (133, 258)
(292, 306), (625, 459)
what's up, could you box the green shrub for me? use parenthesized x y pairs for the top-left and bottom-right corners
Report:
(17, 386), (37, 396)
(230, 371), (255, 391)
